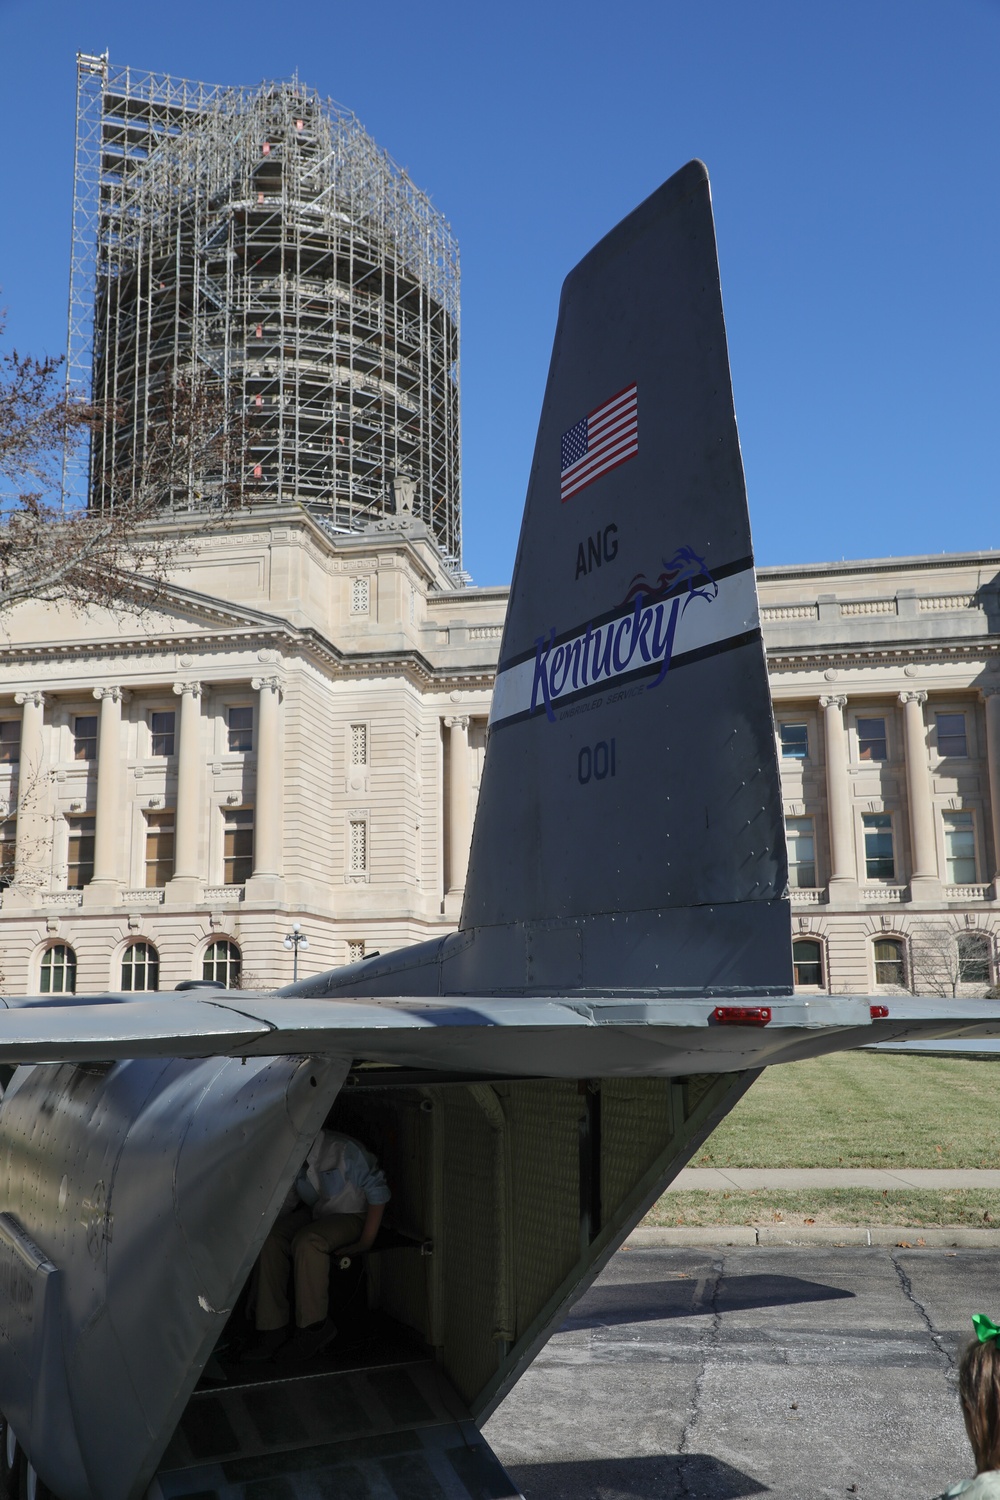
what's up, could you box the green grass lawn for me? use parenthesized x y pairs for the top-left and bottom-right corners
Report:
(642, 1051), (1000, 1228)
(646, 1190), (1000, 1229)
(690, 1051), (1000, 1169)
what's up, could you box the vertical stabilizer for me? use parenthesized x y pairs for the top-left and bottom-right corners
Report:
(459, 162), (790, 997)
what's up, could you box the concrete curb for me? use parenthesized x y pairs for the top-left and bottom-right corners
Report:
(628, 1224), (1000, 1249)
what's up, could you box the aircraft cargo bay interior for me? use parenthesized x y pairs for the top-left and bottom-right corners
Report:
(149, 1068), (747, 1498)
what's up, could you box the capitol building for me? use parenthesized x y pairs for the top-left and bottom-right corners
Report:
(0, 528), (997, 1000)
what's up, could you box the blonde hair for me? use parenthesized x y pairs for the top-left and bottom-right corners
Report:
(959, 1336), (1000, 1473)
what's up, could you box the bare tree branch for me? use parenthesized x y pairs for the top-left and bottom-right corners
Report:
(909, 921), (996, 999)
(0, 315), (255, 617)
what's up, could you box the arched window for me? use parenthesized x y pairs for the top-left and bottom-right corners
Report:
(958, 932), (992, 986)
(40, 944), (76, 995)
(121, 941), (159, 992)
(203, 939), (241, 989)
(874, 938), (906, 988)
(792, 939), (824, 988)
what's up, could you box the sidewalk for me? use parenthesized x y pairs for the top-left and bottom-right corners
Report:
(668, 1167), (1000, 1190)
(630, 1223), (1000, 1248)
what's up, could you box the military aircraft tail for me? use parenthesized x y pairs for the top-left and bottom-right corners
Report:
(309, 161), (791, 1000)
(456, 161), (788, 996)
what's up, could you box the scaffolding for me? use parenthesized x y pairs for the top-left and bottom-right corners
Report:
(66, 54), (462, 565)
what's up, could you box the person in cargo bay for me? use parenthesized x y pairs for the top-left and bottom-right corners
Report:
(245, 1127), (391, 1363)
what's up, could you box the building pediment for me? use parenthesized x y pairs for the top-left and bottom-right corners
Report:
(0, 580), (293, 663)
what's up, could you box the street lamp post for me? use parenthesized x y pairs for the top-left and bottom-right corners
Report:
(282, 921), (309, 982)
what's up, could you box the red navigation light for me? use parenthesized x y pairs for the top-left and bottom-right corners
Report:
(712, 1006), (772, 1027)
(870, 1004), (890, 1020)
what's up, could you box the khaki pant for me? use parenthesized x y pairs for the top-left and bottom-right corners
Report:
(255, 1207), (366, 1330)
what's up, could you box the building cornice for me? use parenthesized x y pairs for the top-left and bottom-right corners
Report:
(426, 586), (510, 606)
(766, 634), (1000, 672)
(757, 549), (1000, 584)
(0, 617), (500, 697)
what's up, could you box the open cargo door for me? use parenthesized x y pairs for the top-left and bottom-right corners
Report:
(151, 1352), (521, 1500)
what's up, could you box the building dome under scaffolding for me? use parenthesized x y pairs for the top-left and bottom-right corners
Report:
(71, 57), (462, 565)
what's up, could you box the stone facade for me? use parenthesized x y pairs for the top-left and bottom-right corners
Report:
(0, 520), (996, 999)
(762, 549), (1000, 996)
(0, 509), (505, 995)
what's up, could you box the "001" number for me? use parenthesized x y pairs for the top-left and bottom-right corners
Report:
(578, 739), (616, 785)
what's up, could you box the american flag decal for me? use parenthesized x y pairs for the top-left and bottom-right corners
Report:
(560, 384), (638, 502)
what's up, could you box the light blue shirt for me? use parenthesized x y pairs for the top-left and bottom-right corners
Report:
(295, 1130), (390, 1219)
(935, 1474), (1000, 1498)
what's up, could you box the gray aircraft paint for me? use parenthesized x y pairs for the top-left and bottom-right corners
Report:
(0, 1054), (347, 1500)
(2, 991), (1000, 1073)
(465, 159), (788, 995)
(0, 162), (997, 1500)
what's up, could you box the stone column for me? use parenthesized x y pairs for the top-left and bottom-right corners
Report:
(981, 686), (1000, 894)
(246, 675), (284, 899)
(165, 681), (203, 903)
(444, 715), (471, 913)
(83, 685), (126, 904)
(819, 694), (857, 901)
(899, 690), (941, 898)
(10, 690), (47, 904)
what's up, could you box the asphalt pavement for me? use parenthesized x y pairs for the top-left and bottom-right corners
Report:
(483, 1243), (997, 1500)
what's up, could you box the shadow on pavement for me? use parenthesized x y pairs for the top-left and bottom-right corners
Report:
(563, 1273), (854, 1329)
(509, 1453), (769, 1498)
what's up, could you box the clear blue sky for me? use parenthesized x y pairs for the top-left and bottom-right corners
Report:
(1, 0), (997, 586)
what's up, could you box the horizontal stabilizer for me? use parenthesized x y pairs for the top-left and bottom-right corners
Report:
(2, 991), (1000, 1074)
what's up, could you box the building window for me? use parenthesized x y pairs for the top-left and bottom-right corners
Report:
(203, 939), (241, 988)
(857, 717), (887, 762)
(227, 706), (254, 753)
(73, 714), (98, 761)
(350, 723), (368, 766)
(121, 941), (159, 991)
(67, 815), (95, 888)
(779, 723), (808, 759)
(224, 808), (254, 884)
(350, 576), (370, 614)
(349, 818), (367, 873)
(792, 939), (824, 988)
(943, 811), (977, 885)
(0, 721), (20, 764)
(40, 944), (76, 995)
(958, 932), (992, 985)
(347, 940), (365, 963)
(874, 938), (906, 988)
(936, 713), (968, 759)
(145, 810), (175, 887)
(0, 818), (15, 888)
(862, 813), (895, 881)
(785, 817), (816, 888)
(150, 711), (175, 757)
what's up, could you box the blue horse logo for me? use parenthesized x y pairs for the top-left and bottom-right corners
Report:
(622, 544), (717, 612)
